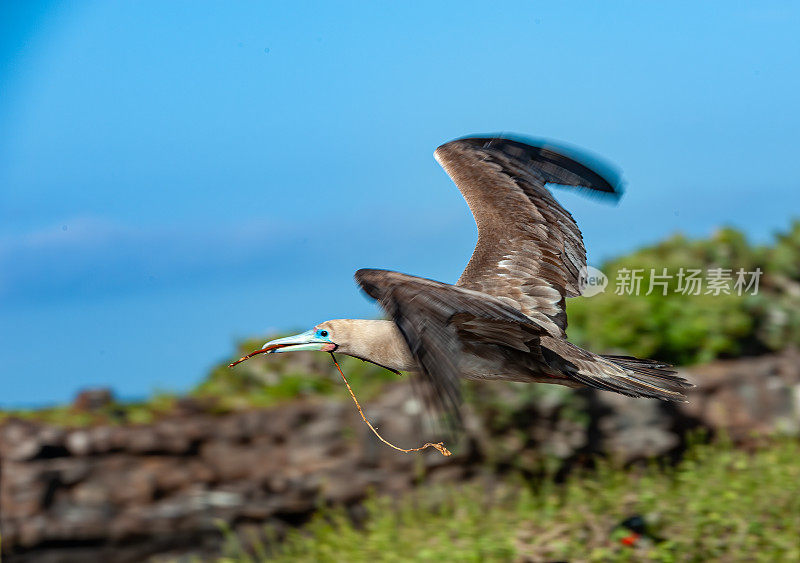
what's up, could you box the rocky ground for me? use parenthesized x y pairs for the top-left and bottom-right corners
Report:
(2, 349), (799, 562)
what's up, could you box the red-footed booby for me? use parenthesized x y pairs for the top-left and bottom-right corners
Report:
(232, 135), (692, 425)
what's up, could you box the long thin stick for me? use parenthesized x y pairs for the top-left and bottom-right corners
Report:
(228, 343), (290, 367)
(329, 353), (451, 457)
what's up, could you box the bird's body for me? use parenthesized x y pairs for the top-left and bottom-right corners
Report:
(314, 318), (576, 386)
(237, 134), (692, 424)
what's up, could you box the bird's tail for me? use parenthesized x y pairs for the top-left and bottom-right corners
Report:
(573, 353), (694, 402)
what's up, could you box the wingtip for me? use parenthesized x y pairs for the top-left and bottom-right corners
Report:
(354, 268), (387, 300)
(433, 144), (452, 166)
(436, 133), (625, 199)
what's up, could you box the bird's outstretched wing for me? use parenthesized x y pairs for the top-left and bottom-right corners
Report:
(434, 136), (623, 334)
(354, 268), (547, 426)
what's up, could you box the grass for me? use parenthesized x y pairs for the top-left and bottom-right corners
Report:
(217, 438), (800, 562)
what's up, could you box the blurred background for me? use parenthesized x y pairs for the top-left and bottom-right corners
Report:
(1, 2), (799, 561)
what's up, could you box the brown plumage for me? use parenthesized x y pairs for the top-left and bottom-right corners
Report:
(243, 135), (693, 428)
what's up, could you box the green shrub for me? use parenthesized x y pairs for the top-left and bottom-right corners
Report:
(568, 221), (800, 365)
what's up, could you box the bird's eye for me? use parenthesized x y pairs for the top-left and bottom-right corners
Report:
(320, 330), (328, 337)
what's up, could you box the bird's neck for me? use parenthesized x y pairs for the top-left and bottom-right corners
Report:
(339, 319), (416, 372)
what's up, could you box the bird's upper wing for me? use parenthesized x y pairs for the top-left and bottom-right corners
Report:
(355, 268), (548, 426)
(434, 136), (622, 334)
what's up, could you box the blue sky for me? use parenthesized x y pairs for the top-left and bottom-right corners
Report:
(2, 2), (799, 407)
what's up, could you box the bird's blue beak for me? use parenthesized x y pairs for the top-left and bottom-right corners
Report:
(229, 328), (335, 367)
(259, 329), (334, 353)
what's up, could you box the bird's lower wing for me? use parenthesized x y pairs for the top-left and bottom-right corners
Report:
(354, 268), (547, 429)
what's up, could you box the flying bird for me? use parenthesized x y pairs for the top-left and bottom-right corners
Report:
(234, 135), (692, 425)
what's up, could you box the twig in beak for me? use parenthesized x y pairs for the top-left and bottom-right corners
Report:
(228, 343), (290, 367)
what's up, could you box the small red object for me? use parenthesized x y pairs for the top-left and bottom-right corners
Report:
(620, 532), (640, 547)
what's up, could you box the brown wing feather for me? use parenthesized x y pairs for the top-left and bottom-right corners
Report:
(355, 268), (547, 426)
(434, 136), (622, 334)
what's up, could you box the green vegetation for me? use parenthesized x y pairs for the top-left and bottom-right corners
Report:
(217, 438), (800, 562)
(0, 392), (181, 427)
(568, 221), (800, 365)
